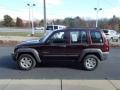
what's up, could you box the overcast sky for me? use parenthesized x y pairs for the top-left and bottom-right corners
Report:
(0, 0), (120, 20)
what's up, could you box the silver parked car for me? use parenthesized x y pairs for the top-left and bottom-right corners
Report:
(102, 29), (120, 41)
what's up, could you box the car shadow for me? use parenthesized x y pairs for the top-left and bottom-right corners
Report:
(0, 55), (18, 70)
(0, 55), (84, 70)
(36, 60), (84, 70)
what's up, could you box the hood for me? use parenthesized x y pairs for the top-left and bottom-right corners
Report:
(14, 39), (41, 52)
(17, 39), (41, 47)
(22, 39), (40, 44)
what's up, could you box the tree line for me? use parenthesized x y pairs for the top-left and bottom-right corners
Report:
(0, 15), (120, 31)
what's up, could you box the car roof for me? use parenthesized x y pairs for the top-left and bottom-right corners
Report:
(53, 28), (101, 32)
(102, 29), (115, 31)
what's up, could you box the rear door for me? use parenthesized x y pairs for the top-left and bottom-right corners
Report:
(65, 30), (88, 58)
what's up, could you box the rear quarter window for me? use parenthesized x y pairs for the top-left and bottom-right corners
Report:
(91, 31), (103, 43)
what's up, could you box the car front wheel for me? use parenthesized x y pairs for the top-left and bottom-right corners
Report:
(82, 55), (99, 71)
(17, 54), (36, 70)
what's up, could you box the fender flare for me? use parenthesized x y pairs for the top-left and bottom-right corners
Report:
(16, 48), (41, 63)
(79, 48), (103, 62)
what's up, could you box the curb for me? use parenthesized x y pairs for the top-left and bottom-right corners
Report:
(0, 79), (120, 90)
(0, 36), (38, 46)
(0, 40), (19, 46)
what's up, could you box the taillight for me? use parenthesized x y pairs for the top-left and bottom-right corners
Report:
(103, 38), (109, 52)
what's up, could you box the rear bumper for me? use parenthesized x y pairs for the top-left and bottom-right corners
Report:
(102, 52), (109, 61)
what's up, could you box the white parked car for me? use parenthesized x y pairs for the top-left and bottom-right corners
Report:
(102, 29), (120, 41)
(34, 27), (45, 33)
(46, 25), (67, 34)
(46, 25), (67, 30)
(35, 27), (44, 30)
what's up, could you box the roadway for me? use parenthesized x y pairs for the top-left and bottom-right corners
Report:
(0, 47), (120, 80)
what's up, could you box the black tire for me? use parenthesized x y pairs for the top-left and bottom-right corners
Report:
(17, 54), (36, 70)
(82, 55), (99, 71)
(116, 39), (118, 42)
(110, 37), (113, 42)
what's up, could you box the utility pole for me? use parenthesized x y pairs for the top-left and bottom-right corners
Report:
(43, 0), (47, 33)
(94, 0), (102, 28)
(94, 8), (102, 28)
(27, 3), (36, 36)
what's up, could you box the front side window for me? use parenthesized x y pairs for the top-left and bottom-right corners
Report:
(50, 32), (66, 43)
(91, 31), (103, 43)
(70, 31), (87, 43)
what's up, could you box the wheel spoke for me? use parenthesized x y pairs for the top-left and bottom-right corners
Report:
(20, 57), (32, 69)
(85, 58), (96, 69)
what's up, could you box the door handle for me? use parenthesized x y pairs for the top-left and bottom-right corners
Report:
(51, 44), (66, 47)
(84, 44), (89, 47)
(59, 45), (66, 47)
(43, 52), (49, 54)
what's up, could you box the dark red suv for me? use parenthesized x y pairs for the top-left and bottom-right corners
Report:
(12, 28), (109, 71)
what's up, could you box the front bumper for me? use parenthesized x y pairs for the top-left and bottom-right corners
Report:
(11, 53), (17, 61)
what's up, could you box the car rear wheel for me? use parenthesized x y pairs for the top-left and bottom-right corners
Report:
(82, 55), (99, 71)
(17, 54), (36, 70)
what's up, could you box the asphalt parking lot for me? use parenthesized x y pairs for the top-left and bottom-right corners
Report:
(0, 47), (120, 80)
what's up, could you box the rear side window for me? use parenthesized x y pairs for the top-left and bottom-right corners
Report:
(70, 31), (87, 43)
(91, 31), (103, 43)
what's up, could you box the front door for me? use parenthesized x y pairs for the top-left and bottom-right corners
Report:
(42, 31), (68, 58)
